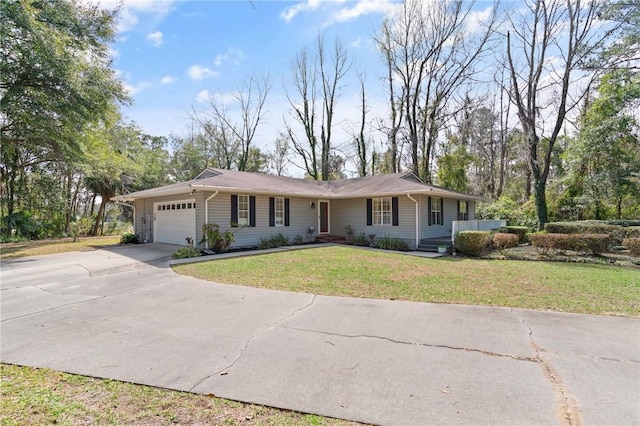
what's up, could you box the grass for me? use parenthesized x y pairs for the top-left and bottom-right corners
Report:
(173, 246), (640, 317)
(0, 236), (121, 259)
(0, 364), (358, 426)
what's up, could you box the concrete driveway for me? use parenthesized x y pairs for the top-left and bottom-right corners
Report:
(1, 244), (638, 425)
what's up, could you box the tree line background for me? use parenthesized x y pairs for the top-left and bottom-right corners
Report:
(1, 0), (639, 241)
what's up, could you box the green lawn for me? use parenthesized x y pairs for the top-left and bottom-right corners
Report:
(0, 364), (358, 426)
(173, 246), (640, 317)
(0, 236), (121, 259)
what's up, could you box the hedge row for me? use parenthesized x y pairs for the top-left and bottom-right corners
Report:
(493, 233), (519, 251)
(545, 221), (640, 244)
(623, 238), (640, 256)
(497, 226), (529, 243)
(530, 233), (610, 255)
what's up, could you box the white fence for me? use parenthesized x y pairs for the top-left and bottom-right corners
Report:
(451, 220), (507, 242)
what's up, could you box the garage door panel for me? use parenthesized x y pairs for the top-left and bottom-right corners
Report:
(154, 200), (196, 245)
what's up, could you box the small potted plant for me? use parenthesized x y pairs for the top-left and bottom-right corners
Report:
(437, 245), (448, 254)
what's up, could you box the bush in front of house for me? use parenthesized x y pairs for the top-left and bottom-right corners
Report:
(454, 231), (492, 257)
(531, 233), (610, 255)
(492, 233), (519, 253)
(258, 233), (291, 249)
(373, 235), (410, 251)
(351, 232), (371, 246)
(623, 238), (640, 256)
(171, 246), (201, 259)
(498, 226), (530, 243)
(119, 233), (139, 244)
(200, 223), (235, 253)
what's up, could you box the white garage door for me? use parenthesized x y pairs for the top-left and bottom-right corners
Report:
(154, 199), (196, 245)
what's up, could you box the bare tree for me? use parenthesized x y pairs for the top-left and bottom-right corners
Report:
(505, 0), (632, 229)
(268, 132), (291, 176)
(378, 0), (498, 183)
(192, 72), (271, 171)
(352, 73), (369, 177)
(285, 35), (350, 180)
(376, 22), (404, 173)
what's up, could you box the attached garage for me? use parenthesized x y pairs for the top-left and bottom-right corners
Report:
(153, 199), (196, 245)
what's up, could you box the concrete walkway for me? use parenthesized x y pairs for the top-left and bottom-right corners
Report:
(1, 244), (638, 425)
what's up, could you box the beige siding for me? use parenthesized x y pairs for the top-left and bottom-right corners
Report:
(332, 196), (418, 248)
(205, 192), (318, 248)
(420, 197), (474, 240)
(135, 191), (479, 248)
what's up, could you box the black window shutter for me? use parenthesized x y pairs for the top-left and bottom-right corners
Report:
(250, 196), (256, 227)
(366, 199), (373, 226)
(269, 197), (275, 227)
(392, 197), (399, 226)
(231, 194), (238, 227)
(457, 200), (460, 221)
(440, 198), (444, 225)
(428, 197), (432, 226)
(284, 198), (290, 226)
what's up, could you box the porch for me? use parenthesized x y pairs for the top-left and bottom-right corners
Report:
(417, 220), (507, 253)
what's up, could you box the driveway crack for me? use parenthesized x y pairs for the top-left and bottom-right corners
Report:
(1, 296), (105, 322)
(189, 294), (317, 392)
(515, 312), (582, 426)
(274, 325), (537, 362)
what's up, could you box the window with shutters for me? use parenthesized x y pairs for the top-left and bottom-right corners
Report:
(237, 195), (249, 226)
(431, 197), (443, 225)
(373, 197), (392, 225)
(275, 197), (284, 226)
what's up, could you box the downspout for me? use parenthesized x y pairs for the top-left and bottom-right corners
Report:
(406, 194), (419, 249)
(113, 200), (136, 237)
(204, 191), (219, 249)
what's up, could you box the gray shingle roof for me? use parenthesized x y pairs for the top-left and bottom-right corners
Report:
(114, 168), (486, 201)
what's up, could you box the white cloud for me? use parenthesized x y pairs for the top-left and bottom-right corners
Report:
(196, 90), (211, 102)
(350, 37), (362, 48)
(214, 47), (248, 67)
(108, 47), (120, 58)
(188, 65), (218, 81)
(146, 31), (163, 47)
(280, 0), (322, 22)
(160, 75), (176, 84)
(464, 6), (494, 35)
(333, 0), (396, 23)
(91, 0), (176, 32)
(124, 81), (152, 96)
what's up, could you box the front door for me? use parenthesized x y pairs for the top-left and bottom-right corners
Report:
(319, 200), (329, 234)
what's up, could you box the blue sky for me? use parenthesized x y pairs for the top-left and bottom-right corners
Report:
(104, 0), (402, 148)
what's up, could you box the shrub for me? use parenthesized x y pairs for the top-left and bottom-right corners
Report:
(623, 238), (640, 256)
(545, 221), (626, 244)
(351, 232), (370, 247)
(493, 233), (519, 253)
(171, 246), (201, 259)
(498, 226), (529, 243)
(291, 234), (305, 245)
(373, 236), (409, 251)
(531, 233), (610, 255)
(200, 223), (236, 253)
(258, 233), (290, 249)
(119, 233), (139, 244)
(454, 231), (492, 257)
(624, 227), (640, 239)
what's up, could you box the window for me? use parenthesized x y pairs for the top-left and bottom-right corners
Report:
(458, 201), (468, 221)
(274, 197), (285, 226)
(237, 195), (249, 226)
(431, 197), (442, 225)
(373, 197), (392, 225)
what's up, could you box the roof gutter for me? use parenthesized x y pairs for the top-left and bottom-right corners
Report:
(406, 194), (419, 248)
